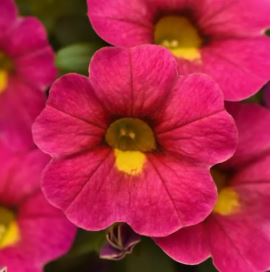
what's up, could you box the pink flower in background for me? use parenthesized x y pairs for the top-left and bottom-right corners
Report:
(155, 103), (269, 272)
(0, 0), (56, 122)
(0, 119), (76, 272)
(88, 0), (269, 101)
(33, 45), (237, 237)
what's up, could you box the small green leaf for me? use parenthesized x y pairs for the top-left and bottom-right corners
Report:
(56, 43), (101, 75)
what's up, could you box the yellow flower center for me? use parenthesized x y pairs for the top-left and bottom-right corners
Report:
(105, 118), (156, 176)
(211, 167), (240, 215)
(0, 206), (20, 249)
(0, 52), (12, 94)
(213, 187), (240, 215)
(154, 16), (203, 61)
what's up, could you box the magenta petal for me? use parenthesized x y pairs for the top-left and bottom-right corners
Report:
(194, 37), (270, 101)
(208, 216), (269, 272)
(208, 184), (269, 272)
(43, 149), (217, 236)
(18, 193), (76, 263)
(0, 78), (46, 151)
(0, 193), (76, 271)
(154, 223), (210, 264)
(1, 17), (51, 57)
(198, 0), (269, 36)
(225, 103), (270, 167)
(88, 0), (154, 46)
(0, 148), (49, 206)
(231, 153), (269, 187)
(15, 47), (57, 90)
(33, 74), (107, 157)
(89, 45), (178, 117)
(0, 16), (57, 90)
(156, 74), (238, 165)
(0, 0), (17, 34)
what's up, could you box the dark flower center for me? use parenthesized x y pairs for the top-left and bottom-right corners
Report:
(210, 166), (230, 192)
(105, 118), (156, 152)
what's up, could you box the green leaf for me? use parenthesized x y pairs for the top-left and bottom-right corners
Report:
(56, 43), (100, 75)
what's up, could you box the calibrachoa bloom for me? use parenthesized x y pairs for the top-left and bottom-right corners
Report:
(155, 103), (269, 272)
(87, 0), (269, 101)
(0, 0), (56, 119)
(33, 45), (237, 237)
(0, 122), (76, 271)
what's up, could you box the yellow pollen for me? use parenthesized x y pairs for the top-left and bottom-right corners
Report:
(154, 16), (202, 61)
(128, 131), (136, 140)
(213, 188), (240, 216)
(0, 207), (20, 249)
(0, 70), (8, 94)
(114, 149), (146, 176)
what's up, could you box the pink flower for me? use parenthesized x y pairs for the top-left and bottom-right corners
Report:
(0, 0), (56, 122)
(87, 0), (269, 101)
(155, 103), (269, 272)
(0, 113), (76, 272)
(33, 45), (237, 237)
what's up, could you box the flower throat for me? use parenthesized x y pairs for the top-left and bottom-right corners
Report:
(154, 15), (203, 61)
(210, 167), (240, 216)
(0, 52), (12, 93)
(0, 206), (20, 249)
(105, 118), (156, 176)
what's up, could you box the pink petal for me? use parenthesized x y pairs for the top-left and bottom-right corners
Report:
(154, 223), (210, 264)
(42, 149), (217, 236)
(1, 17), (52, 57)
(197, 0), (269, 37)
(33, 74), (107, 157)
(189, 37), (270, 101)
(208, 183), (269, 272)
(0, 192), (76, 271)
(155, 74), (238, 165)
(0, 77), (46, 151)
(225, 103), (270, 167)
(89, 45), (178, 117)
(0, 0), (17, 34)
(0, 148), (49, 206)
(231, 153), (269, 186)
(15, 46), (57, 90)
(0, 16), (57, 90)
(87, 0), (154, 46)
(19, 193), (76, 262)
